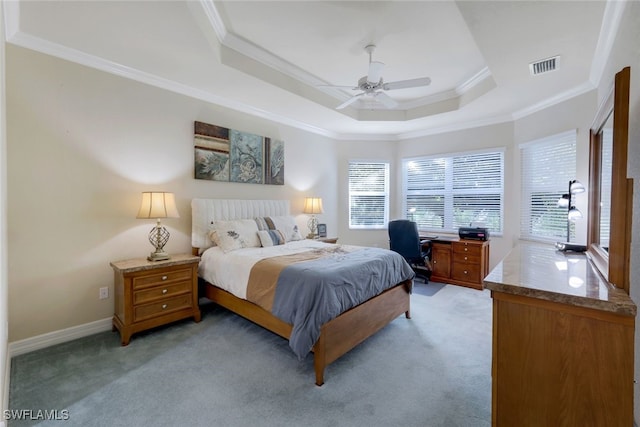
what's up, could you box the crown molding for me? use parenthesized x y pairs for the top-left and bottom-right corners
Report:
(3, 0), (614, 142)
(5, 28), (339, 139)
(511, 81), (595, 121)
(589, 0), (627, 87)
(396, 114), (514, 140)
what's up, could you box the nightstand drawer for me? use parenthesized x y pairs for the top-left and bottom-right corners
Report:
(134, 294), (193, 322)
(133, 281), (192, 305)
(132, 268), (192, 290)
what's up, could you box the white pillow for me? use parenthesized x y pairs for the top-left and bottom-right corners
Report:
(213, 219), (261, 253)
(265, 215), (303, 242)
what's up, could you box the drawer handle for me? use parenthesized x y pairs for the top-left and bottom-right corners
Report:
(464, 270), (468, 274)
(464, 256), (468, 261)
(162, 289), (168, 294)
(162, 304), (168, 309)
(464, 248), (468, 252)
(161, 276), (168, 281)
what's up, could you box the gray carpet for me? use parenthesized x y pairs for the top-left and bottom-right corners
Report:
(8, 282), (492, 427)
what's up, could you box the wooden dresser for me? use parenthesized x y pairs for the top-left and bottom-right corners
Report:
(484, 242), (636, 426)
(425, 237), (490, 290)
(110, 254), (201, 345)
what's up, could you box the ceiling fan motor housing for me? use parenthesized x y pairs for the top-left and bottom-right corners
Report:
(358, 76), (382, 92)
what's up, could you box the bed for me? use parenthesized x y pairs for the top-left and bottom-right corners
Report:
(191, 198), (414, 385)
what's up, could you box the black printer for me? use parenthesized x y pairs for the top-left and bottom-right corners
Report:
(458, 227), (490, 241)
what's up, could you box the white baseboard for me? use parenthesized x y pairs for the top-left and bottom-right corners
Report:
(8, 318), (112, 358)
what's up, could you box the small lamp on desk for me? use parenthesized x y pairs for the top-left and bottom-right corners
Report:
(136, 192), (180, 261)
(303, 197), (324, 239)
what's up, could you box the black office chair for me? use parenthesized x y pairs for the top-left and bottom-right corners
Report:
(388, 219), (432, 283)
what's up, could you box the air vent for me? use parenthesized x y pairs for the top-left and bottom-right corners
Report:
(529, 56), (560, 76)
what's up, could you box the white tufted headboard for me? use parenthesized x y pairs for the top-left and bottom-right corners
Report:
(191, 199), (291, 252)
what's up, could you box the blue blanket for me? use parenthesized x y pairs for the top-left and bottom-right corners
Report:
(271, 247), (415, 358)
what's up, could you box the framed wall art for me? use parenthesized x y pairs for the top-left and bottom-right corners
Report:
(194, 121), (284, 185)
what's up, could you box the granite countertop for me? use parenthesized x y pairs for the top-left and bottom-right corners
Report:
(484, 241), (636, 317)
(110, 253), (200, 273)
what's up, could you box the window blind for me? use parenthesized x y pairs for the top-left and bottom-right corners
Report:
(348, 162), (389, 229)
(403, 150), (504, 233)
(520, 130), (577, 241)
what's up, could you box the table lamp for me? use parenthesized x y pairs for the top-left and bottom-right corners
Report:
(303, 197), (324, 239)
(136, 192), (180, 261)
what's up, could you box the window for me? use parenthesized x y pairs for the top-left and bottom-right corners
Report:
(520, 130), (576, 242)
(403, 150), (504, 234)
(348, 161), (389, 229)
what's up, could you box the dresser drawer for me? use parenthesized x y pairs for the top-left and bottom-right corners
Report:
(451, 262), (481, 283)
(134, 294), (193, 322)
(132, 268), (192, 290)
(133, 281), (192, 305)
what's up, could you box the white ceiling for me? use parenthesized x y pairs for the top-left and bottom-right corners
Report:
(4, 1), (623, 140)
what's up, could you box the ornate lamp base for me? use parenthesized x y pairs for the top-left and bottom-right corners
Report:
(147, 222), (171, 262)
(307, 215), (318, 239)
(148, 250), (170, 262)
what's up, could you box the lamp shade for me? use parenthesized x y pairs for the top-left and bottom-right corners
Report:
(303, 197), (324, 215)
(568, 206), (583, 221)
(136, 192), (180, 219)
(570, 180), (585, 194)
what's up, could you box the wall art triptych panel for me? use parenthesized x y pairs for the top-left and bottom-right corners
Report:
(194, 121), (284, 185)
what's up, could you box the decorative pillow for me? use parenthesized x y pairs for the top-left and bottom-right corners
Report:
(212, 219), (261, 253)
(264, 215), (302, 242)
(257, 230), (286, 247)
(255, 217), (269, 231)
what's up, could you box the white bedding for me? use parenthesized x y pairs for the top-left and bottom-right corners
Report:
(199, 239), (342, 299)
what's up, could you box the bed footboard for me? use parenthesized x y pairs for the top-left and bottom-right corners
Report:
(312, 280), (412, 385)
(203, 279), (412, 386)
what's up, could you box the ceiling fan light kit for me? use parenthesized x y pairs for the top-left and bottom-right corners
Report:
(330, 44), (432, 110)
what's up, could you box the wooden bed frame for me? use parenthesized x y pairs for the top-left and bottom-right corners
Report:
(190, 198), (412, 385)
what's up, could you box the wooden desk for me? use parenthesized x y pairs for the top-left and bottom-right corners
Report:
(484, 242), (636, 426)
(420, 236), (489, 290)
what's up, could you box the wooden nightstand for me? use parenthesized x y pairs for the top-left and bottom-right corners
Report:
(316, 237), (339, 244)
(110, 254), (201, 345)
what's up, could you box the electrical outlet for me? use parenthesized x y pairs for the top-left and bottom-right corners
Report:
(99, 287), (109, 300)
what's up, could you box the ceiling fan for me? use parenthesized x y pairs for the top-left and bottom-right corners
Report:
(321, 44), (432, 110)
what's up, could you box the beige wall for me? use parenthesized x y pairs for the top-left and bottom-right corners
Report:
(596, 1), (640, 419)
(6, 45), (338, 341)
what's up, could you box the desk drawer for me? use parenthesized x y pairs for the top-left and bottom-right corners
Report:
(451, 262), (481, 283)
(452, 242), (483, 257)
(134, 294), (192, 322)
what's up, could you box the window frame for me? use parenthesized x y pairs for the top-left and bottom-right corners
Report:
(519, 130), (577, 243)
(348, 160), (390, 230)
(401, 148), (504, 235)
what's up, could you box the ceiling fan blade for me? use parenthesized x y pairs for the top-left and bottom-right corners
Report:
(374, 91), (399, 109)
(317, 84), (359, 90)
(367, 61), (385, 84)
(382, 77), (431, 91)
(336, 93), (364, 110)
